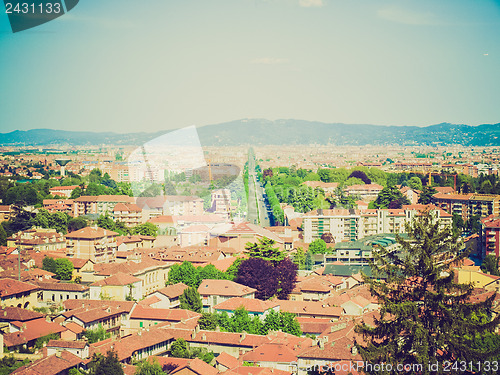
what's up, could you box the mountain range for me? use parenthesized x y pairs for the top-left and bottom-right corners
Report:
(1, 119), (499, 147)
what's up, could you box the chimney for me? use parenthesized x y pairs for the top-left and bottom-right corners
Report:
(239, 331), (246, 343)
(55, 351), (61, 358)
(191, 331), (196, 339)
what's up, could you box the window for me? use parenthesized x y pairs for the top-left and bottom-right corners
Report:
(140, 322), (143, 328)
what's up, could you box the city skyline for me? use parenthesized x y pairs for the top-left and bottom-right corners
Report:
(1, 0), (500, 133)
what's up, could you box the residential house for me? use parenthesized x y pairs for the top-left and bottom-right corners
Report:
(128, 306), (201, 333)
(90, 273), (142, 301)
(36, 282), (90, 307)
(11, 350), (85, 375)
(7, 228), (66, 252)
(46, 340), (89, 359)
(214, 297), (279, 320)
(143, 283), (189, 309)
(0, 278), (38, 309)
(198, 279), (256, 313)
(3, 318), (67, 351)
(112, 203), (142, 227)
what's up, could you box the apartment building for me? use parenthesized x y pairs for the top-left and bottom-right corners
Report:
(136, 195), (204, 221)
(433, 193), (500, 222)
(66, 227), (118, 263)
(344, 184), (383, 202)
(7, 228), (66, 252)
(112, 203), (142, 227)
(303, 205), (452, 243)
(73, 195), (134, 217)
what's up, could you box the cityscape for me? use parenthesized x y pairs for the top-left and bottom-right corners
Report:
(1, 1), (500, 375)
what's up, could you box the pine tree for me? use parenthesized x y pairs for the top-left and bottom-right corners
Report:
(355, 212), (500, 374)
(179, 287), (203, 313)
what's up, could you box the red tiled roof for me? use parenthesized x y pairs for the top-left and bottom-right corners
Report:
(35, 282), (89, 292)
(242, 343), (298, 363)
(169, 357), (219, 375)
(156, 283), (189, 299)
(46, 340), (88, 349)
(11, 350), (83, 375)
(0, 306), (44, 322)
(0, 278), (38, 298)
(4, 318), (67, 347)
(214, 297), (278, 313)
(198, 279), (256, 297)
(90, 272), (141, 287)
(215, 352), (240, 369)
(130, 306), (201, 321)
(66, 226), (118, 239)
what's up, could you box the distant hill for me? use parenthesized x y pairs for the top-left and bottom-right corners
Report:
(1, 120), (499, 147)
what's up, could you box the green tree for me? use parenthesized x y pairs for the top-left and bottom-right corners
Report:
(169, 338), (190, 358)
(42, 256), (57, 274)
(305, 251), (313, 271)
(89, 350), (123, 375)
(97, 213), (115, 231)
(168, 261), (200, 287)
(408, 176), (423, 191)
(130, 222), (158, 237)
(179, 287), (202, 313)
(198, 313), (218, 330)
(308, 239), (328, 254)
(68, 216), (88, 233)
(293, 247), (306, 270)
(418, 186), (438, 204)
(70, 186), (82, 199)
(0, 224), (7, 246)
(55, 258), (74, 280)
(481, 254), (500, 276)
(373, 186), (410, 209)
(48, 212), (69, 234)
(225, 258), (243, 281)
(355, 213), (500, 374)
(134, 359), (165, 375)
(84, 324), (111, 344)
(246, 237), (286, 265)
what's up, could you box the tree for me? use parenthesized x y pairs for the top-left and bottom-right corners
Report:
(68, 216), (88, 233)
(293, 247), (306, 270)
(55, 258), (74, 280)
(481, 254), (500, 276)
(348, 170), (372, 184)
(168, 261), (200, 288)
(236, 257), (278, 300)
(198, 313), (218, 330)
(42, 256), (57, 274)
(418, 186), (438, 205)
(0, 224), (7, 246)
(84, 324), (111, 344)
(374, 186), (410, 209)
(96, 213), (115, 231)
(134, 359), (165, 375)
(89, 350), (123, 375)
(70, 186), (82, 199)
(246, 237), (286, 265)
(130, 222), (158, 237)
(170, 338), (190, 358)
(274, 258), (298, 300)
(225, 258), (243, 281)
(408, 176), (423, 191)
(320, 232), (335, 244)
(305, 251), (313, 271)
(355, 213), (500, 374)
(179, 287), (202, 313)
(308, 239), (328, 254)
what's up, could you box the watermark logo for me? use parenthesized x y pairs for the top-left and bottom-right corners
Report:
(3, 0), (79, 33)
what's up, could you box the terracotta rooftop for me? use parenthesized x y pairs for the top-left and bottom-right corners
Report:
(242, 343), (298, 363)
(0, 278), (38, 298)
(11, 350), (83, 375)
(4, 318), (67, 347)
(156, 283), (189, 299)
(35, 282), (89, 292)
(66, 226), (118, 239)
(90, 272), (141, 287)
(130, 306), (201, 322)
(198, 279), (256, 297)
(169, 357), (219, 375)
(214, 297), (278, 313)
(0, 306), (44, 322)
(46, 339), (88, 349)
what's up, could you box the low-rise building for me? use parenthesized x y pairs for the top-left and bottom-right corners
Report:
(198, 279), (256, 313)
(0, 278), (38, 309)
(66, 227), (118, 263)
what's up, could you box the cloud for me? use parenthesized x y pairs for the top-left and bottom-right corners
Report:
(377, 6), (438, 25)
(251, 57), (290, 65)
(299, 0), (324, 8)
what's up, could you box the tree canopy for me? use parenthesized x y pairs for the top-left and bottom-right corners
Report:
(355, 213), (500, 374)
(179, 287), (203, 313)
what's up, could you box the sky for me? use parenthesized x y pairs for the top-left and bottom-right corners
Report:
(0, 0), (500, 133)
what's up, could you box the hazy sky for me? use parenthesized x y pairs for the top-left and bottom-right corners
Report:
(1, 0), (499, 133)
